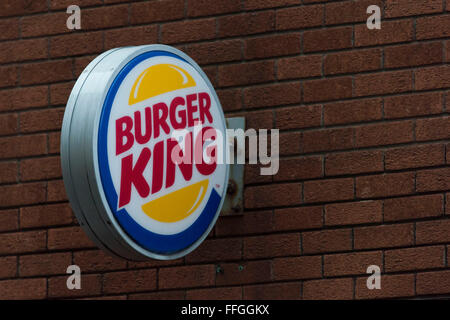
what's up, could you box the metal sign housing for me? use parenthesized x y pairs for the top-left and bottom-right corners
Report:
(61, 45), (229, 261)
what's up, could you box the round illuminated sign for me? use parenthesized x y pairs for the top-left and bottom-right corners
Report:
(61, 45), (229, 260)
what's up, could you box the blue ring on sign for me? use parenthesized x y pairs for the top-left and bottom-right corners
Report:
(97, 51), (222, 254)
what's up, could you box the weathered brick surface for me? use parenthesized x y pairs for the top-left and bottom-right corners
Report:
(0, 0), (448, 300)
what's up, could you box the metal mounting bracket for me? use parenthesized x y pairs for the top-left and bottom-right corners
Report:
(221, 117), (245, 216)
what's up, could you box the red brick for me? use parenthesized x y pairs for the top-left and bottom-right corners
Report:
(416, 167), (450, 192)
(185, 40), (242, 65)
(275, 156), (323, 181)
(304, 178), (354, 203)
(325, 150), (383, 176)
(80, 5), (129, 30)
(276, 5), (323, 30)
(325, 251), (382, 277)
(325, 201), (382, 226)
(127, 257), (183, 270)
(218, 60), (275, 88)
(20, 203), (73, 229)
(385, 194), (443, 222)
(386, 144), (445, 171)
(21, 12), (68, 38)
(303, 27), (353, 53)
(279, 132), (301, 156)
(274, 206), (323, 231)
(159, 265), (215, 289)
(50, 0), (102, 10)
(303, 228), (352, 254)
(325, 49), (382, 75)
(355, 70), (413, 97)
(188, 0), (241, 17)
(245, 34), (301, 59)
(356, 172), (415, 199)
(49, 274), (101, 298)
(304, 77), (353, 102)
(0, 209), (18, 232)
(385, 0), (443, 17)
(104, 26), (158, 50)
(244, 233), (300, 259)
(355, 20), (413, 47)
(103, 269), (157, 294)
(21, 60), (73, 86)
(276, 105), (321, 130)
(277, 55), (322, 80)
(217, 260), (271, 286)
(385, 245), (445, 272)
(129, 291), (185, 300)
(244, 282), (301, 300)
(83, 295), (127, 300)
(0, 0), (47, 17)
(324, 98), (383, 126)
(47, 179), (67, 202)
(244, 82), (301, 108)
(19, 252), (71, 277)
(416, 15), (450, 40)
(0, 38), (47, 64)
(21, 108), (65, 133)
(50, 32), (103, 58)
(0, 86), (48, 112)
(416, 270), (450, 295)
(162, 18), (216, 44)
(0, 256), (16, 279)
(0, 230), (46, 255)
(447, 40), (450, 62)
(302, 127), (354, 153)
(415, 65), (450, 90)
(447, 194), (450, 214)
(130, 0), (184, 24)
(416, 117), (450, 141)
(384, 92), (443, 119)
(73, 250), (126, 272)
(385, 42), (443, 69)
(74, 55), (96, 77)
(0, 66), (17, 88)
(245, 0), (300, 10)
(355, 121), (414, 148)
(20, 156), (61, 181)
(356, 274), (415, 299)
(245, 164), (272, 185)
(245, 183), (302, 209)
(273, 256), (322, 280)
(0, 134), (47, 159)
(187, 287), (242, 300)
(0, 18), (19, 41)
(217, 89), (242, 111)
(215, 210), (274, 237)
(354, 223), (414, 250)
(304, 278), (353, 300)
(218, 11), (275, 38)
(0, 161), (17, 184)
(0, 182), (46, 207)
(416, 219), (450, 244)
(0, 278), (46, 300)
(325, 0), (383, 25)
(47, 226), (95, 250)
(203, 66), (217, 87)
(243, 110), (274, 130)
(50, 82), (74, 106)
(185, 238), (242, 263)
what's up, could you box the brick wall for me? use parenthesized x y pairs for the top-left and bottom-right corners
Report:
(0, 0), (449, 300)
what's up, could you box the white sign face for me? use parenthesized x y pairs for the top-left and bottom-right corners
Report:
(61, 45), (229, 260)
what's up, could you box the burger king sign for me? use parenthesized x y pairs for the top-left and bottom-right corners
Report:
(61, 45), (229, 260)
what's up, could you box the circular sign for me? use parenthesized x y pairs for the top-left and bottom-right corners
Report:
(61, 45), (229, 260)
